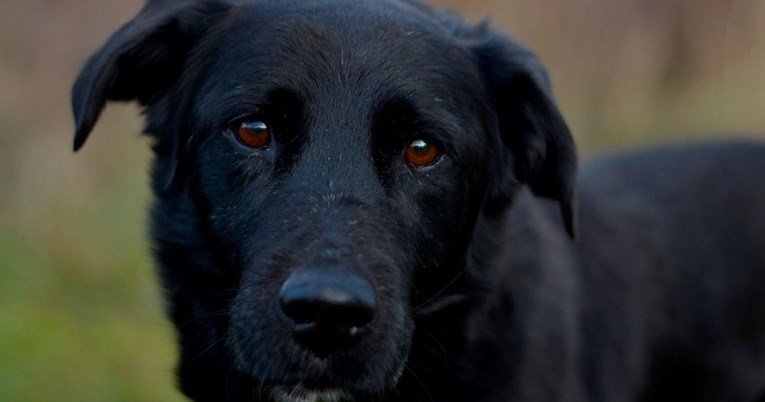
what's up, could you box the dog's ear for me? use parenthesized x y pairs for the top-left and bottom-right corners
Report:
(469, 30), (577, 237)
(71, 0), (230, 151)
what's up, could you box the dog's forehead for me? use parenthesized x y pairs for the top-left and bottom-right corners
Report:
(192, 0), (480, 115)
(240, 0), (457, 57)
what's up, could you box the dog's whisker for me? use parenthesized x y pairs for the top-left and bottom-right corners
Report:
(403, 365), (435, 402)
(257, 346), (281, 400)
(223, 362), (244, 401)
(187, 337), (225, 363)
(412, 266), (471, 313)
(412, 293), (469, 317)
(390, 383), (405, 402)
(412, 331), (449, 362)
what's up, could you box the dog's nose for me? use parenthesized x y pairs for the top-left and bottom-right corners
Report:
(278, 268), (376, 356)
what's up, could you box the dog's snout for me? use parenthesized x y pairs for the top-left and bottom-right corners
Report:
(279, 268), (376, 356)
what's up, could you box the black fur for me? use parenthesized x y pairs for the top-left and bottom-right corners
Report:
(72, 1), (765, 401)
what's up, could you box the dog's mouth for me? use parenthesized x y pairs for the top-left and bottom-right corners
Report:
(270, 383), (355, 402)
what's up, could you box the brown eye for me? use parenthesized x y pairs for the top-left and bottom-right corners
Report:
(404, 138), (441, 167)
(235, 120), (271, 148)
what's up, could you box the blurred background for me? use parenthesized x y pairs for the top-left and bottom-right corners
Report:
(0, 0), (763, 400)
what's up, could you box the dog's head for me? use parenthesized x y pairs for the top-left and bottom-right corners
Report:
(72, 0), (575, 400)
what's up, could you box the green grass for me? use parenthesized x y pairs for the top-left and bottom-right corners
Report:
(0, 111), (186, 402)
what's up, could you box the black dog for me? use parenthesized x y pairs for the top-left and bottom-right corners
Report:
(71, 0), (765, 401)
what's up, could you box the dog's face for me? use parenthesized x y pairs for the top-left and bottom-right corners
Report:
(72, 0), (575, 400)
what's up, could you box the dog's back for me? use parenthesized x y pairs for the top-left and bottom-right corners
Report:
(501, 140), (765, 401)
(577, 140), (765, 400)
(580, 140), (765, 270)
(471, 141), (765, 401)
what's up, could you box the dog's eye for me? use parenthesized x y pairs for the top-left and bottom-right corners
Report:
(405, 138), (441, 167)
(235, 120), (272, 148)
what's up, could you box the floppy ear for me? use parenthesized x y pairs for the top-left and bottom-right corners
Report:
(71, 0), (230, 151)
(470, 31), (577, 237)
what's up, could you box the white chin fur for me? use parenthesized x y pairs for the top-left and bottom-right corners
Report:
(271, 384), (354, 402)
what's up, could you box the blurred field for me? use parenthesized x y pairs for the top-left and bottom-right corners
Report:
(0, 0), (763, 401)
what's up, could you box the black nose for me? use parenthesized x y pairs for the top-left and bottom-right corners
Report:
(278, 268), (376, 356)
